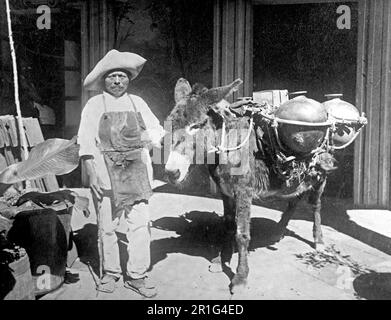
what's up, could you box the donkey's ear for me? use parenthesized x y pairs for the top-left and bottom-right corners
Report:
(192, 83), (208, 95)
(201, 78), (243, 104)
(175, 78), (192, 103)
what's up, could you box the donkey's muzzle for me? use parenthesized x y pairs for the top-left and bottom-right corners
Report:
(165, 169), (181, 184)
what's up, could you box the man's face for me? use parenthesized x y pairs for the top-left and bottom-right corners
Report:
(104, 70), (129, 97)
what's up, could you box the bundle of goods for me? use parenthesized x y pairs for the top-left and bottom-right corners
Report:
(230, 92), (367, 185)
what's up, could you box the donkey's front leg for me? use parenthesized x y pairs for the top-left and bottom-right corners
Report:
(308, 179), (327, 251)
(230, 193), (251, 294)
(209, 194), (236, 273)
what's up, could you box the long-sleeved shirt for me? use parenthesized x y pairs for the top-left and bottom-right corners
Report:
(77, 91), (165, 189)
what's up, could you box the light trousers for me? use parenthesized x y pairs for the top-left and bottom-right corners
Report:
(96, 193), (151, 280)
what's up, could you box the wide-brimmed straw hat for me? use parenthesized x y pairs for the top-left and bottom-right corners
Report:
(83, 49), (146, 91)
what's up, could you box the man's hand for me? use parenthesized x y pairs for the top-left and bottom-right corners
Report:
(83, 158), (104, 201)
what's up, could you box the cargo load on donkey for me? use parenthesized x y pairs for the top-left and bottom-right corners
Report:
(230, 91), (367, 192)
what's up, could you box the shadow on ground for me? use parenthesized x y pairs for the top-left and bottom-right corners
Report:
(71, 224), (100, 275)
(256, 196), (391, 256)
(155, 177), (391, 257)
(150, 211), (313, 272)
(353, 272), (391, 300)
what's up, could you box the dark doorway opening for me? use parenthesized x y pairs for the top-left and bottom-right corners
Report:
(253, 2), (358, 198)
(1, 4), (81, 140)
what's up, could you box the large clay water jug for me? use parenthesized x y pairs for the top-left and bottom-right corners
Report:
(274, 95), (328, 155)
(7, 208), (71, 296)
(322, 94), (360, 147)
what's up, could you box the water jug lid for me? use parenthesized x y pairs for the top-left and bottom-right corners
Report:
(289, 91), (307, 98)
(237, 96), (253, 101)
(324, 93), (343, 100)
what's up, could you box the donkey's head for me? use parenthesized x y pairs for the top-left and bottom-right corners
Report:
(165, 78), (242, 184)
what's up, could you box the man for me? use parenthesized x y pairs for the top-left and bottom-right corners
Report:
(78, 49), (165, 297)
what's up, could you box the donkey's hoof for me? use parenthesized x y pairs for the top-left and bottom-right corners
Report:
(314, 242), (326, 252)
(270, 232), (285, 244)
(229, 276), (248, 295)
(209, 263), (223, 273)
(270, 226), (287, 243)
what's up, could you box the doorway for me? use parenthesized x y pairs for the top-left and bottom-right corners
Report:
(253, 2), (358, 198)
(0, 3), (82, 140)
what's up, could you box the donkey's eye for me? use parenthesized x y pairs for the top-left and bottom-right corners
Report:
(173, 135), (185, 148)
(189, 124), (201, 130)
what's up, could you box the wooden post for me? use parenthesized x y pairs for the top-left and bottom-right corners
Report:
(213, 0), (253, 99)
(355, 0), (391, 207)
(211, 0), (253, 193)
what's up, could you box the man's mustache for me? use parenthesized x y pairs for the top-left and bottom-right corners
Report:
(110, 84), (125, 89)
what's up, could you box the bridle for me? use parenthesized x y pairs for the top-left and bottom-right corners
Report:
(207, 109), (255, 154)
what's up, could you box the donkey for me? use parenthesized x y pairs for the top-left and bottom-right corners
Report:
(164, 78), (335, 293)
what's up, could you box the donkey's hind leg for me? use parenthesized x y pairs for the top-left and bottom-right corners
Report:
(230, 191), (251, 294)
(272, 199), (299, 243)
(308, 179), (327, 251)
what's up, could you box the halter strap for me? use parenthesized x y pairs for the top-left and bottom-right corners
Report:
(208, 112), (255, 154)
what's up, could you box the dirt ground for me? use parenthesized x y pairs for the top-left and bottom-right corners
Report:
(40, 184), (391, 300)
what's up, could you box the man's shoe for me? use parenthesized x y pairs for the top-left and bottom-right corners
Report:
(97, 274), (119, 293)
(124, 277), (157, 298)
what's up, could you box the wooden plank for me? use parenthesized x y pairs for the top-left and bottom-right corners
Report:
(380, 0), (391, 206)
(101, 0), (108, 57)
(363, 0), (383, 205)
(43, 175), (59, 192)
(0, 118), (6, 147)
(29, 179), (39, 191)
(361, 0), (375, 204)
(23, 118), (33, 147)
(24, 118), (44, 147)
(354, 0), (369, 205)
(106, 0), (115, 51)
(0, 117), (11, 147)
(213, 0), (222, 87)
(244, 0), (253, 97)
(4, 116), (18, 147)
(0, 118), (10, 147)
(221, 0), (228, 88)
(221, 0), (236, 99)
(235, 0), (245, 99)
(89, 0), (99, 72)
(0, 152), (7, 172)
(79, 1), (89, 106)
(3, 147), (15, 166)
(226, 0), (236, 91)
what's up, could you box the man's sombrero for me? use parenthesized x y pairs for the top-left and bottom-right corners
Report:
(83, 49), (146, 90)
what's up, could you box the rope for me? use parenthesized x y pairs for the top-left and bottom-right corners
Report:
(5, 0), (31, 189)
(260, 111), (332, 127)
(208, 116), (254, 154)
(332, 129), (363, 150)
